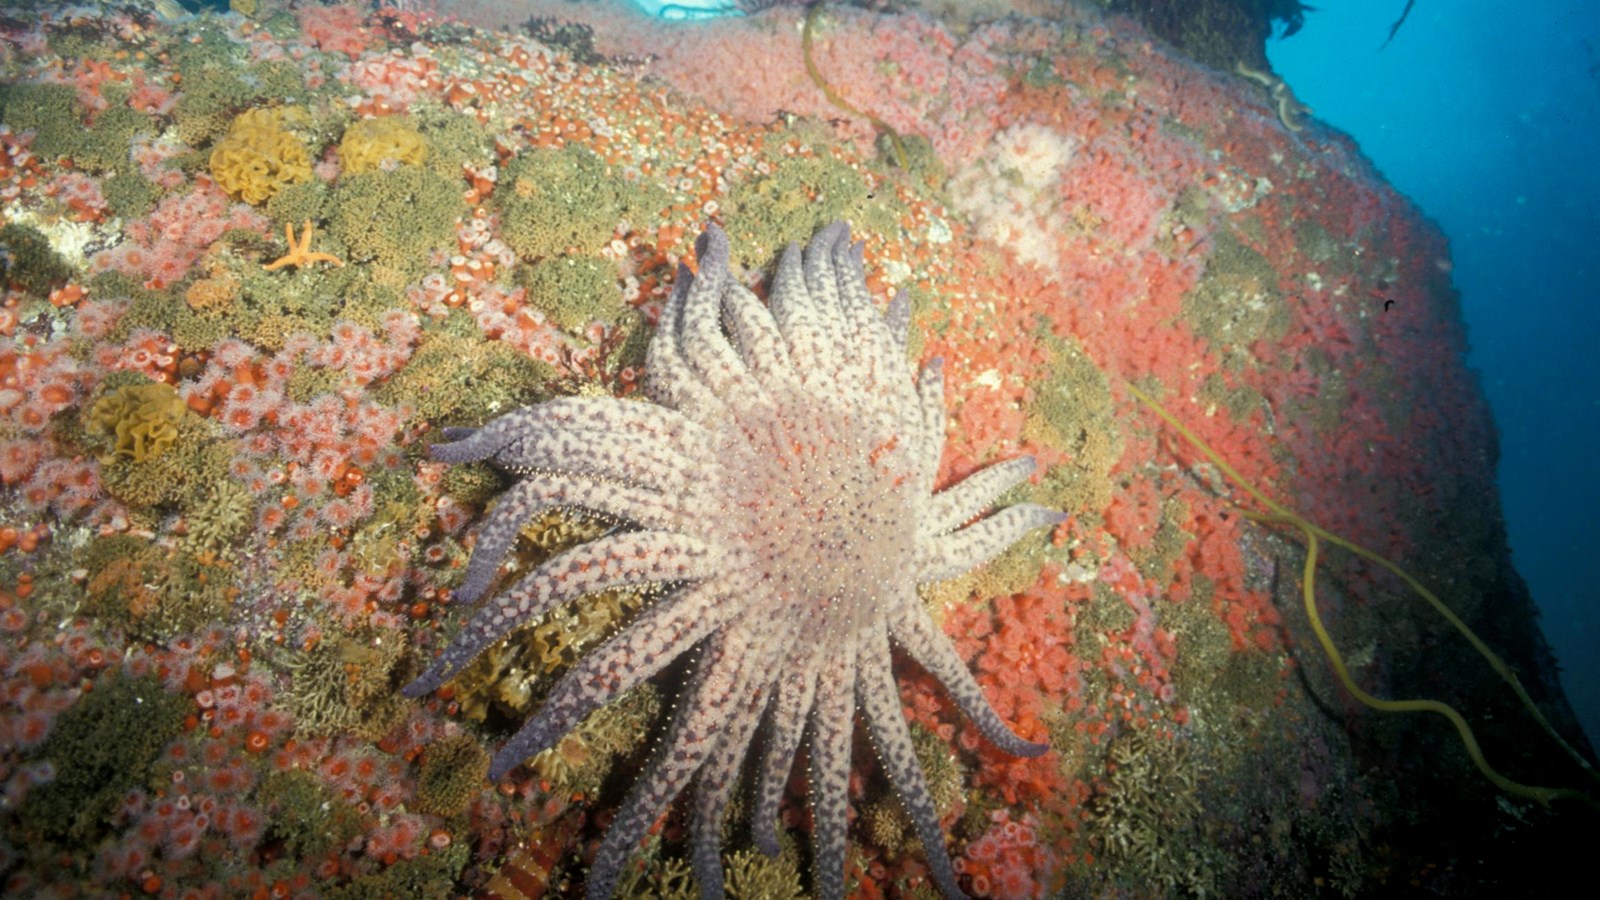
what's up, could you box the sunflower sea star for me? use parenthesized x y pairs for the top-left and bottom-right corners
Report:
(405, 222), (1060, 899)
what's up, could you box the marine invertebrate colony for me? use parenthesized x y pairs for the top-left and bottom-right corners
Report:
(207, 107), (312, 205)
(406, 222), (1061, 898)
(88, 382), (187, 464)
(338, 115), (428, 174)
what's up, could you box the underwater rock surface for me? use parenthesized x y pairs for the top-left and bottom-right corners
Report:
(0, 1), (1590, 897)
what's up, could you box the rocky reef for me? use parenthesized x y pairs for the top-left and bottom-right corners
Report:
(0, 1), (1590, 897)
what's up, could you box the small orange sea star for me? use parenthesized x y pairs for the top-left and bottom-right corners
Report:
(262, 220), (344, 271)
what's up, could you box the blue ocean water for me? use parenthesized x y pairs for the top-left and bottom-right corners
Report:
(1268, 0), (1600, 741)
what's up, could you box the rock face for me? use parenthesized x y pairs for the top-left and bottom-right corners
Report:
(0, 1), (1589, 897)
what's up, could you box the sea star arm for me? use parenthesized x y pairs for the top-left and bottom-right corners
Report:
(432, 397), (710, 464)
(646, 262), (726, 419)
(721, 281), (800, 392)
(798, 221), (855, 378)
(768, 241), (836, 377)
(884, 289), (911, 351)
(925, 456), (1039, 538)
(858, 621), (968, 900)
(916, 504), (1066, 583)
(489, 578), (739, 781)
(752, 649), (820, 856)
(452, 475), (693, 606)
(492, 428), (700, 495)
(914, 358), (948, 492)
(584, 626), (762, 899)
(403, 530), (718, 697)
(888, 596), (1048, 758)
(829, 231), (903, 396)
(260, 223), (303, 271)
(675, 224), (772, 411)
(828, 232), (880, 344)
(813, 226), (921, 436)
(690, 629), (778, 897)
(807, 635), (858, 900)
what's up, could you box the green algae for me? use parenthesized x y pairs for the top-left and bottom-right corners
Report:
(413, 733), (490, 816)
(257, 769), (364, 860)
(80, 534), (237, 639)
(19, 673), (187, 843)
(323, 844), (469, 900)
(284, 626), (410, 741)
(328, 166), (465, 289)
(375, 324), (551, 424)
(515, 253), (624, 331)
(724, 130), (904, 267)
(496, 145), (625, 260)
(0, 222), (73, 297)
(0, 81), (153, 174)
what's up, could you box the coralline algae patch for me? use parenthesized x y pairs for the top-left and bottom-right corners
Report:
(0, 2), (1541, 900)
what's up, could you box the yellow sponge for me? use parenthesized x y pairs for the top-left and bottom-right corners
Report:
(339, 116), (428, 175)
(89, 382), (187, 464)
(209, 107), (313, 205)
